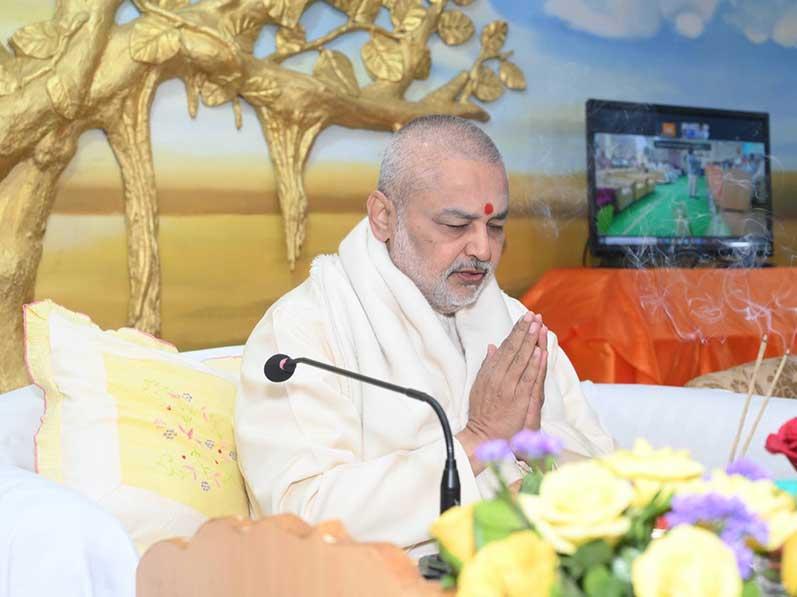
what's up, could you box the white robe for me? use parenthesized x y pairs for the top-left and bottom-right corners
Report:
(235, 219), (614, 550)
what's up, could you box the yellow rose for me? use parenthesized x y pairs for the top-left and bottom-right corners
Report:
(784, 531), (797, 596)
(601, 439), (704, 508)
(457, 530), (557, 597)
(632, 525), (741, 597)
(429, 503), (476, 569)
(517, 461), (633, 554)
(681, 471), (797, 549)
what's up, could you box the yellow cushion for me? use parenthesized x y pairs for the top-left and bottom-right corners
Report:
(24, 300), (249, 553)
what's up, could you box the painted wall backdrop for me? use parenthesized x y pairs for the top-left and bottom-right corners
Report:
(2, 0), (796, 350)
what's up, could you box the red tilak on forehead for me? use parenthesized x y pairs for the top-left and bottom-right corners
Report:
(484, 202), (494, 215)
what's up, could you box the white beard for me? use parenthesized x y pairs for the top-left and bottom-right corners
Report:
(388, 216), (493, 314)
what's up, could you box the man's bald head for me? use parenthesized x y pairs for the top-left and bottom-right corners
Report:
(377, 115), (507, 211)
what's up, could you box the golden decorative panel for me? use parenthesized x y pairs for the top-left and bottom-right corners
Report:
(0, 0), (525, 391)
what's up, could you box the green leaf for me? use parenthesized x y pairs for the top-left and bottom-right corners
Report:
(624, 491), (671, 548)
(742, 580), (762, 597)
(520, 470), (543, 495)
(560, 555), (585, 580)
(437, 543), (463, 574)
(472, 498), (526, 549)
(554, 572), (585, 597)
(440, 574), (457, 590)
(611, 547), (639, 584)
(584, 565), (630, 597)
(572, 540), (613, 570)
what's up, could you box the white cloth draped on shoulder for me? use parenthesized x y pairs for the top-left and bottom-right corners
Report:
(235, 218), (614, 551)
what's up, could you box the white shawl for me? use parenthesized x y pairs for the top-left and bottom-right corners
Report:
(236, 218), (613, 549)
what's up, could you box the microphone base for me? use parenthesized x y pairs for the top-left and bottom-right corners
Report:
(418, 553), (452, 580)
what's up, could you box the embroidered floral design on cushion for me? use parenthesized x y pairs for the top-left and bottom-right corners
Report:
(106, 354), (249, 518)
(686, 356), (797, 399)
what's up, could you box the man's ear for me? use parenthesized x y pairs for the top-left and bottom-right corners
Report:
(367, 190), (393, 243)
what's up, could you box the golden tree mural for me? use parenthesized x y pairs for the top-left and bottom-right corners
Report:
(0, 0), (526, 391)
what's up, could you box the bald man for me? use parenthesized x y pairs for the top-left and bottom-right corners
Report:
(235, 115), (613, 554)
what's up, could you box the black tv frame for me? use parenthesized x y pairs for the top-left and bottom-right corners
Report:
(586, 98), (773, 264)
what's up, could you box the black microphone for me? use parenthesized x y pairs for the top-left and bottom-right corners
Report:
(263, 353), (461, 515)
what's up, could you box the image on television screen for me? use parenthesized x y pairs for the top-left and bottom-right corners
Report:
(594, 133), (767, 238)
(587, 100), (772, 259)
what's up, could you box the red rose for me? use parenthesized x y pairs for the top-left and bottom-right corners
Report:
(765, 417), (797, 472)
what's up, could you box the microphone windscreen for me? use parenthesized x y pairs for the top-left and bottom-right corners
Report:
(264, 354), (296, 382)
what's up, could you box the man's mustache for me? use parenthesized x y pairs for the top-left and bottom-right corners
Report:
(448, 259), (492, 276)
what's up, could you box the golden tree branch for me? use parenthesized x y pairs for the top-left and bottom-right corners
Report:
(458, 49), (512, 103)
(268, 20), (401, 64)
(20, 18), (86, 88)
(133, 0), (242, 56)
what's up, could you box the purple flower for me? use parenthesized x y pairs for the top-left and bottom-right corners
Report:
(510, 430), (563, 460)
(727, 541), (755, 580)
(475, 439), (512, 464)
(725, 458), (771, 481)
(665, 492), (768, 580)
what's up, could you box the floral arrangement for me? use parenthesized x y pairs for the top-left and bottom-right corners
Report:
(430, 423), (797, 597)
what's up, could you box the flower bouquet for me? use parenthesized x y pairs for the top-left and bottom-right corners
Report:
(430, 426), (797, 597)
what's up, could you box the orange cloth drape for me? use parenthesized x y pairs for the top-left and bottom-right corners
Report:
(520, 268), (797, 386)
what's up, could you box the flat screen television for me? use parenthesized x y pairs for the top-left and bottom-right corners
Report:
(586, 99), (773, 264)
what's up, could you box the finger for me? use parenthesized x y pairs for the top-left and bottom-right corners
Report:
(537, 323), (549, 352)
(531, 348), (548, 403)
(516, 345), (543, 401)
(473, 344), (499, 398)
(503, 320), (540, 390)
(490, 313), (535, 380)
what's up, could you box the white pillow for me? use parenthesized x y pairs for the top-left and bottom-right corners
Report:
(582, 381), (796, 479)
(0, 385), (44, 471)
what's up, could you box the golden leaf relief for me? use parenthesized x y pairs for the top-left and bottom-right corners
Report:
(46, 74), (80, 119)
(325, 0), (354, 14)
(154, 0), (191, 9)
(200, 79), (236, 107)
(388, 0), (420, 28)
(276, 25), (306, 54)
(0, 44), (14, 65)
(10, 21), (62, 60)
(474, 65), (503, 102)
(220, 13), (263, 54)
(352, 0), (383, 24)
(180, 30), (223, 62)
(265, 0), (311, 28)
(241, 76), (282, 106)
(0, 64), (19, 96)
(414, 47), (430, 80)
(398, 7), (426, 33)
(129, 17), (181, 64)
(361, 35), (404, 82)
(481, 20), (507, 54)
(499, 60), (526, 90)
(437, 10), (474, 46)
(313, 49), (360, 96)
